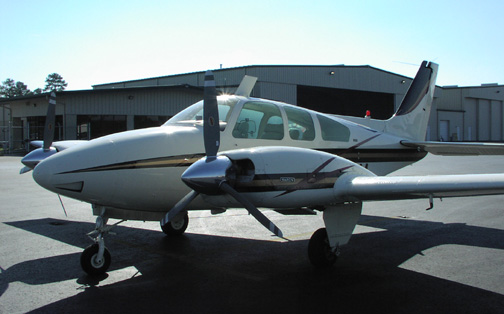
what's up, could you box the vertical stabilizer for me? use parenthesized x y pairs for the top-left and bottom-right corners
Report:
(384, 61), (438, 140)
(235, 75), (258, 97)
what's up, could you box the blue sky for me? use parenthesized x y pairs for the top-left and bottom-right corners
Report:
(1, 0), (503, 91)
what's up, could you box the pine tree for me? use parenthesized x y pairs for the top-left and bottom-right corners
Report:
(44, 73), (68, 92)
(0, 78), (31, 98)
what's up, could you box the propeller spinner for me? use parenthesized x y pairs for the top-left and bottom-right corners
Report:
(161, 71), (283, 237)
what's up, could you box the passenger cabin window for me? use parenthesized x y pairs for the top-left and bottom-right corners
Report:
(285, 106), (315, 141)
(317, 114), (350, 142)
(233, 101), (284, 140)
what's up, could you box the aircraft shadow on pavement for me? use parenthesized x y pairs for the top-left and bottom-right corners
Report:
(2, 215), (504, 313)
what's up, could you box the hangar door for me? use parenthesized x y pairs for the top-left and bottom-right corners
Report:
(297, 85), (395, 120)
(439, 120), (449, 141)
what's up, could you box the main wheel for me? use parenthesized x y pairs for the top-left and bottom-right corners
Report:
(81, 243), (111, 276)
(161, 212), (189, 236)
(308, 228), (338, 268)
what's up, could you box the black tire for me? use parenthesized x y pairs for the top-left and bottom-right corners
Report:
(81, 243), (111, 276)
(308, 228), (337, 268)
(161, 212), (189, 236)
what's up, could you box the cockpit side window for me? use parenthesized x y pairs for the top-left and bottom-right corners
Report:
(285, 106), (315, 141)
(316, 114), (350, 142)
(232, 101), (284, 140)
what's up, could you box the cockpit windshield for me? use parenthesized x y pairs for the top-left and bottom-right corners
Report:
(163, 95), (239, 129)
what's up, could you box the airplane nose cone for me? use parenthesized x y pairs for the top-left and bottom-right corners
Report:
(33, 158), (54, 192)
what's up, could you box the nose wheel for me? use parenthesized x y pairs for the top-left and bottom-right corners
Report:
(81, 242), (111, 276)
(81, 209), (124, 276)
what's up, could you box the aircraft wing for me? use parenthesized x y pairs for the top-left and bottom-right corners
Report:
(334, 173), (504, 202)
(401, 140), (504, 156)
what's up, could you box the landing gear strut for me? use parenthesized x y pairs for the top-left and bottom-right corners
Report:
(308, 203), (362, 268)
(81, 209), (124, 276)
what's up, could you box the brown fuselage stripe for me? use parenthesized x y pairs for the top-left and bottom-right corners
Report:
(57, 148), (426, 175)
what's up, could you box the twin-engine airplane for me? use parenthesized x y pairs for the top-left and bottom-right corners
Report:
(22, 61), (504, 275)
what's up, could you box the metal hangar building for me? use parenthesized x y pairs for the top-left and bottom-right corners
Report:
(1, 64), (503, 153)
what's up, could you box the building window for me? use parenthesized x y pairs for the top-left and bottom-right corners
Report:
(27, 116), (63, 141)
(77, 115), (126, 140)
(134, 115), (171, 129)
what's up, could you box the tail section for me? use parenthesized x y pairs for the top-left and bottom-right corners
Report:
(384, 61), (439, 140)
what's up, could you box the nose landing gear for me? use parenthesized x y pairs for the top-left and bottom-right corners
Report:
(81, 208), (124, 276)
(81, 242), (111, 276)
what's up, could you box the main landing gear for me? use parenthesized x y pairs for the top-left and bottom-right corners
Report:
(308, 228), (340, 268)
(81, 210), (124, 276)
(307, 203), (362, 268)
(161, 211), (189, 236)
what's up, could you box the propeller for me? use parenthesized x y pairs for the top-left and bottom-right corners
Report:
(161, 71), (283, 237)
(43, 91), (57, 151)
(20, 91), (58, 174)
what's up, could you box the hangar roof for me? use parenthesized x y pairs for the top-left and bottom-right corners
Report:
(0, 84), (202, 105)
(92, 64), (413, 90)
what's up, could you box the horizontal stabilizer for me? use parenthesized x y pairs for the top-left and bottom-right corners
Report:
(334, 173), (504, 202)
(401, 140), (504, 156)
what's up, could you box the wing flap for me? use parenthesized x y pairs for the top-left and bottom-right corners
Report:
(334, 173), (504, 202)
(401, 140), (504, 156)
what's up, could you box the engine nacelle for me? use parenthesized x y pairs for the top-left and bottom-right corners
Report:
(202, 146), (375, 208)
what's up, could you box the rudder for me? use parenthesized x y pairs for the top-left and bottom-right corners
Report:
(384, 61), (439, 140)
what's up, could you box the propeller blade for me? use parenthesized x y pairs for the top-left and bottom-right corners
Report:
(160, 190), (199, 227)
(220, 182), (283, 238)
(43, 91), (57, 151)
(20, 166), (32, 174)
(203, 71), (220, 158)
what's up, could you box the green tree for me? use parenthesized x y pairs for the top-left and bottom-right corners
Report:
(44, 73), (67, 92)
(0, 78), (32, 98)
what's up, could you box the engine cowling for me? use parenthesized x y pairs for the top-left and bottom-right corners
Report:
(200, 146), (375, 208)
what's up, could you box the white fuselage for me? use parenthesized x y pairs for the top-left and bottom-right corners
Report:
(33, 96), (425, 220)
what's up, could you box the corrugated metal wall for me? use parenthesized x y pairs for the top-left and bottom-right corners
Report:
(434, 86), (504, 141)
(93, 65), (414, 95)
(5, 65), (504, 145)
(59, 88), (203, 116)
(92, 65), (419, 116)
